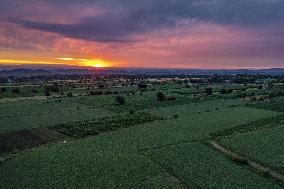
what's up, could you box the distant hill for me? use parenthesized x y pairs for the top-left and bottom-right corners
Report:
(0, 68), (283, 76)
(0, 68), (51, 76)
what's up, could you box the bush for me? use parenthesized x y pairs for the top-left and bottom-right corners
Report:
(115, 95), (125, 105)
(98, 83), (105, 89)
(227, 89), (234, 93)
(44, 84), (59, 93)
(12, 88), (20, 93)
(90, 91), (103, 95)
(138, 83), (147, 90)
(205, 87), (213, 95)
(157, 91), (166, 101)
(220, 89), (227, 94)
(67, 92), (73, 97)
(258, 85), (264, 89)
(104, 91), (113, 95)
(31, 89), (38, 93)
(45, 90), (50, 96)
(0, 87), (7, 92)
(167, 96), (176, 101)
(129, 110), (135, 115)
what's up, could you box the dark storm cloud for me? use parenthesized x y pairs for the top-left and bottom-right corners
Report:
(4, 0), (284, 42)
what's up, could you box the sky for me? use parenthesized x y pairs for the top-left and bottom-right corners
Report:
(0, 0), (284, 69)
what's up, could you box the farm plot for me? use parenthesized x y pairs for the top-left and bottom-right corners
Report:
(248, 97), (284, 112)
(0, 105), (281, 188)
(79, 90), (209, 113)
(220, 126), (284, 174)
(0, 99), (115, 132)
(0, 98), (84, 117)
(146, 142), (283, 188)
(145, 99), (244, 118)
(0, 146), (165, 189)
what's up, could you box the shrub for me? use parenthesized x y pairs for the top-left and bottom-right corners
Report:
(0, 87), (7, 92)
(90, 91), (103, 95)
(104, 91), (113, 95)
(220, 89), (227, 94)
(31, 89), (38, 93)
(45, 90), (50, 96)
(138, 83), (147, 90)
(227, 89), (234, 93)
(98, 83), (105, 89)
(205, 87), (213, 95)
(12, 88), (20, 93)
(115, 95), (125, 105)
(129, 110), (135, 115)
(167, 96), (176, 101)
(258, 85), (264, 89)
(157, 91), (166, 101)
(67, 92), (73, 97)
(44, 84), (59, 93)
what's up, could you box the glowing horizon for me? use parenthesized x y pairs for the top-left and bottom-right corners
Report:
(0, 1), (283, 69)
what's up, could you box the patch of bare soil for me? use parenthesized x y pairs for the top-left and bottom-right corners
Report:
(0, 128), (67, 154)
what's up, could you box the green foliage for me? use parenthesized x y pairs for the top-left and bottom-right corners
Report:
(205, 87), (213, 95)
(50, 113), (161, 138)
(156, 91), (166, 101)
(12, 88), (20, 93)
(146, 143), (282, 188)
(220, 126), (284, 174)
(66, 91), (73, 97)
(115, 95), (125, 105)
(248, 97), (284, 112)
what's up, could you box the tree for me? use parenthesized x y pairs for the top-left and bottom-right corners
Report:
(156, 91), (166, 101)
(98, 83), (105, 89)
(12, 88), (20, 93)
(220, 89), (227, 94)
(138, 83), (147, 90)
(167, 96), (176, 101)
(115, 95), (125, 105)
(205, 87), (213, 95)
(0, 87), (7, 92)
(31, 89), (38, 93)
(67, 91), (73, 97)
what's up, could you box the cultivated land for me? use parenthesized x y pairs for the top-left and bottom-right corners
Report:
(0, 75), (284, 188)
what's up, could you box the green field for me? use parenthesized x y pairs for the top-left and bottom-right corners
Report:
(0, 83), (284, 188)
(146, 142), (281, 188)
(220, 126), (284, 174)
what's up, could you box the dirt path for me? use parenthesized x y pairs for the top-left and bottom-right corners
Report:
(210, 140), (284, 183)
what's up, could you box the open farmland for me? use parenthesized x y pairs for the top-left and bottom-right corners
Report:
(0, 77), (284, 188)
(220, 126), (284, 174)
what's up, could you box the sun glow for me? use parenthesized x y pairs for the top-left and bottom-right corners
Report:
(56, 57), (111, 67)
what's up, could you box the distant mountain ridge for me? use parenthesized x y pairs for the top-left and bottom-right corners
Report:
(0, 68), (284, 76)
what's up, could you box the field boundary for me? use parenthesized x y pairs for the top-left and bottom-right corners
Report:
(210, 140), (284, 183)
(141, 152), (191, 189)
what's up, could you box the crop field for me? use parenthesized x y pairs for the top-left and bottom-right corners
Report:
(0, 81), (284, 188)
(146, 142), (282, 188)
(220, 126), (284, 174)
(0, 99), (115, 132)
(249, 97), (284, 112)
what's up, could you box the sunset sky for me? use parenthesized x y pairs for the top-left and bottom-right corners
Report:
(0, 0), (284, 69)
